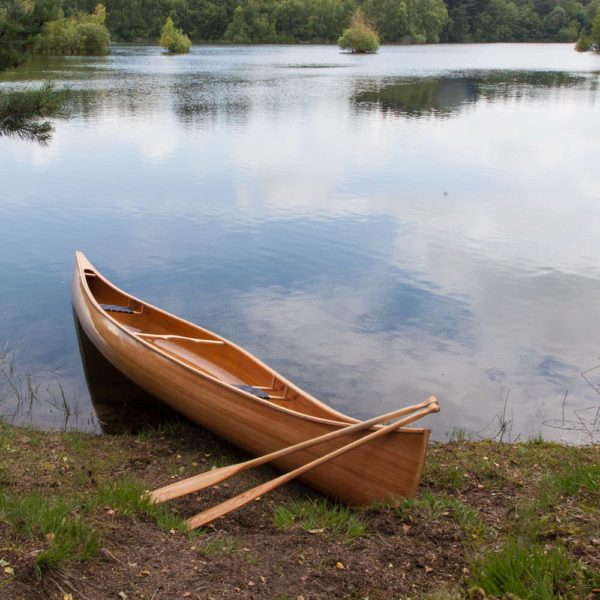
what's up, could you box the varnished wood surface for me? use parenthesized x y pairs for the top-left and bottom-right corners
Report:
(185, 402), (440, 529)
(72, 251), (434, 504)
(151, 396), (438, 504)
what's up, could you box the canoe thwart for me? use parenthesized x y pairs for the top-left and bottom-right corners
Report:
(138, 333), (225, 345)
(235, 385), (271, 400)
(100, 303), (135, 314)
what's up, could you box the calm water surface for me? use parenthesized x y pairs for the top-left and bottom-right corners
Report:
(1, 44), (600, 441)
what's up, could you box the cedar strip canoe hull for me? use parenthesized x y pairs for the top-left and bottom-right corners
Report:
(72, 252), (430, 505)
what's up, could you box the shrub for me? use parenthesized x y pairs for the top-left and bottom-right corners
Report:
(338, 9), (380, 54)
(35, 3), (110, 55)
(160, 17), (192, 54)
(76, 22), (111, 54)
(592, 10), (600, 50)
(575, 32), (592, 51)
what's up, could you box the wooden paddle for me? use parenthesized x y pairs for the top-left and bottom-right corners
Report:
(185, 401), (440, 529)
(149, 396), (438, 504)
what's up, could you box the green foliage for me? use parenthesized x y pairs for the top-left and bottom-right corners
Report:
(224, 6), (253, 43)
(405, 0), (448, 42)
(0, 0), (33, 69)
(0, 492), (99, 577)
(469, 541), (582, 599)
(75, 20), (111, 53)
(592, 7), (600, 49)
(338, 8), (380, 53)
(35, 3), (111, 55)
(273, 497), (368, 539)
(224, 3), (279, 43)
(0, 0), (62, 69)
(362, 0), (408, 42)
(48, 0), (600, 45)
(0, 81), (69, 144)
(442, 0), (588, 42)
(159, 16), (191, 53)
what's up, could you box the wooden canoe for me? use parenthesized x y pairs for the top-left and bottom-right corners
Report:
(72, 251), (433, 505)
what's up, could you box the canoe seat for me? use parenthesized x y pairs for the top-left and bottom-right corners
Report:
(101, 303), (135, 314)
(235, 385), (271, 400)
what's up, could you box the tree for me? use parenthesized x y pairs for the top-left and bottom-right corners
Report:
(35, 4), (111, 55)
(406, 0), (449, 42)
(0, 1), (69, 144)
(575, 30), (592, 50)
(0, 0), (62, 69)
(0, 81), (68, 144)
(592, 7), (600, 49)
(362, 0), (409, 42)
(159, 16), (191, 53)
(338, 8), (380, 53)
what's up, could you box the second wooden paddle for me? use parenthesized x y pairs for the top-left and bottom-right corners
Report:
(186, 402), (440, 529)
(150, 396), (438, 503)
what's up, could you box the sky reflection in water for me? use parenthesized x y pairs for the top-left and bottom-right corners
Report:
(1, 44), (600, 441)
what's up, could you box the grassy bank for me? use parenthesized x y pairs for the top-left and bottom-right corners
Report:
(0, 419), (598, 599)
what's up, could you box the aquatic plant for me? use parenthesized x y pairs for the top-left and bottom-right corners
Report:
(338, 9), (380, 54)
(160, 17), (191, 54)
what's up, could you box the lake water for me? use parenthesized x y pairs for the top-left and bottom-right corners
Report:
(1, 43), (600, 442)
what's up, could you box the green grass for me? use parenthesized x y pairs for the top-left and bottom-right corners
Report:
(0, 464), (15, 486)
(273, 498), (368, 540)
(0, 493), (99, 577)
(524, 433), (546, 445)
(136, 418), (200, 441)
(196, 533), (240, 556)
(551, 462), (600, 496)
(0, 478), (200, 576)
(396, 492), (486, 540)
(94, 479), (196, 533)
(467, 461), (600, 599)
(469, 541), (586, 599)
(515, 462), (600, 542)
(446, 427), (470, 442)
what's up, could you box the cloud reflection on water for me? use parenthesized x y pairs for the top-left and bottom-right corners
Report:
(1, 45), (600, 441)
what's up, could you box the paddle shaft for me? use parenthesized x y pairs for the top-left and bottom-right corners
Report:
(186, 402), (440, 529)
(150, 396), (438, 503)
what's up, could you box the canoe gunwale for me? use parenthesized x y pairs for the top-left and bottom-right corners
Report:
(73, 251), (427, 435)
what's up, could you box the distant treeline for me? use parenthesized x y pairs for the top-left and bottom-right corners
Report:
(36, 0), (600, 44)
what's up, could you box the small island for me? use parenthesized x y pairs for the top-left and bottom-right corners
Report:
(338, 9), (380, 54)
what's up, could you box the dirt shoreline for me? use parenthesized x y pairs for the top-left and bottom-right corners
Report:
(0, 420), (598, 599)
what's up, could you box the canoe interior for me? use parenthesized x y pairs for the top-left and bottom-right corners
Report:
(83, 269), (345, 421)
